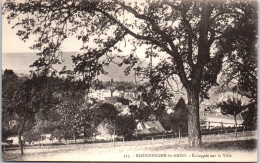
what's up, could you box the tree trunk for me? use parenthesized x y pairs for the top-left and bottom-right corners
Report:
(72, 126), (77, 143)
(18, 118), (27, 155)
(83, 126), (87, 142)
(113, 123), (115, 147)
(73, 132), (76, 144)
(187, 87), (201, 147)
(178, 129), (181, 144)
(234, 113), (237, 138)
(84, 126), (86, 137)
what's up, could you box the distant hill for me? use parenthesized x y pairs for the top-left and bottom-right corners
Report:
(2, 52), (145, 82)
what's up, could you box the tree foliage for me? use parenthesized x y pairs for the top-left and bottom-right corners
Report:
(115, 115), (136, 140)
(219, 3), (257, 100)
(92, 102), (119, 126)
(217, 3), (257, 129)
(218, 98), (245, 116)
(2, 70), (22, 141)
(158, 97), (188, 133)
(172, 97), (188, 133)
(55, 81), (88, 141)
(218, 98), (245, 137)
(91, 102), (136, 140)
(2, 72), (60, 154)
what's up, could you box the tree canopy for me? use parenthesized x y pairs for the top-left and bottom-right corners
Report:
(218, 98), (245, 137)
(2, 73), (61, 154)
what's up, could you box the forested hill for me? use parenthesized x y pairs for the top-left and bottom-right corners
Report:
(2, 52), (139, 81)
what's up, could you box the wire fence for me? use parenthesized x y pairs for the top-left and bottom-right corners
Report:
(2, 127), (256, 152)
(131, 127), (255, 141)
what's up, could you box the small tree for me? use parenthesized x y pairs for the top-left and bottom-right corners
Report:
(23, 130), (41, 145)
(56, 85), (86, 143)
(218, 98), (245, 137)
(115, 115), (136, 140)
(92, 103), (119, 125)
(172, 98), (188, 135)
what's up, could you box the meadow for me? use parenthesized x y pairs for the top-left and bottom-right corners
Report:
(2, 131), (257, 162)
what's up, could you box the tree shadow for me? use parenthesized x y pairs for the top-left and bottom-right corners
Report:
(202, 139), (256, 151)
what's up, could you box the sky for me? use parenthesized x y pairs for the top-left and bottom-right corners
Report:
(2, 14), (83, 53)
(2, 14), (156, 59)
(2, 9), (160, 83)
(1, 0), (167, 62)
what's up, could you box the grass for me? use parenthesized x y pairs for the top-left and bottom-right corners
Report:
(2, 131), (257, 161)
(202, 139), (257, 151)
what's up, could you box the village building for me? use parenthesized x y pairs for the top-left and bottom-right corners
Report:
(123, 89), (142, 100)
(136, 121), (165, 135)
(95, 121), (116, 141)
(88, 89), (112, 101)
(200, 108), (244, 129)
(6, 135), (24, 145)
(123, 89), (135, 99)
(112, 90), (123, 97)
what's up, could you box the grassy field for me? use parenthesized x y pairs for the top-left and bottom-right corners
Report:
(2, 131), (257, 162)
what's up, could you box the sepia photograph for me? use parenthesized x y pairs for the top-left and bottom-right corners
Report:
(2, 0), (257, 162)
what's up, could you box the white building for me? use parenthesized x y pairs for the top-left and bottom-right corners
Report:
(89, 89), (112, 101)
(6, 135), (24, 145)
(200, 109), (244, 129)
(136, 121), (165, 135)
(112, 90), (122, 97)
(95, 121), (117, 140)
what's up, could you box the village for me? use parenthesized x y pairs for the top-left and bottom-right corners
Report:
(4, 83), (246, 147)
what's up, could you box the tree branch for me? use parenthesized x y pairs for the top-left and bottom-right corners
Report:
(96, 30), (128, 59)
(197, 1), (213, 68)
(95, 8), (173, 55)
(210, 10), (231, 23)
(115, 0), (179, 54)
(180, 3), (194, 68)
(162, 0), (182, 11)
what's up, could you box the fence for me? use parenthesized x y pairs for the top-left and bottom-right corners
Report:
(2, 127), (256, 152)
(131, 127), (255, 141)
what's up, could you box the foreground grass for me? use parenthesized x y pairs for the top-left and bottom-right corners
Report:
(2, 131), (257, 162)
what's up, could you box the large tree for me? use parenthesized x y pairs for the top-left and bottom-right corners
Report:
(2, 70), (22, 142)
(3, 0), (257, 147)
(2, 74), (59, 154)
